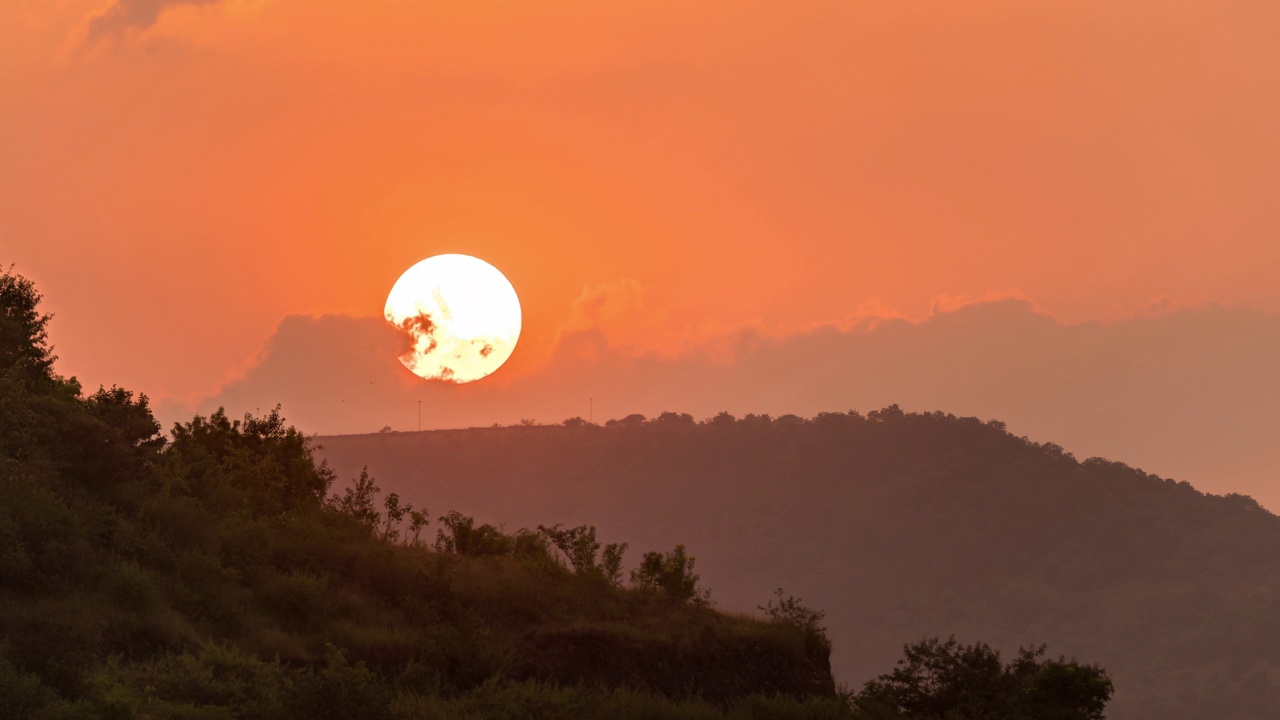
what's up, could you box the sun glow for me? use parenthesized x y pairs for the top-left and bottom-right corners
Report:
(384, 254), (521, 383)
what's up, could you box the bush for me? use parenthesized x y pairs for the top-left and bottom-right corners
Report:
(759, 588), (829, 651)
(630, 544), (711, 606)
(435, 511), (514, 557)
(848, 637), (1112, 720)
(286, 645), (394, 720)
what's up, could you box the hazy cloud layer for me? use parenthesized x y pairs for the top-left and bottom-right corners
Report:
(187, 299), (1280, 510)
(85, 0), (221, 44)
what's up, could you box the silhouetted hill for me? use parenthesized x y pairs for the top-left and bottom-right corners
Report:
(316, 410), (1280, 720)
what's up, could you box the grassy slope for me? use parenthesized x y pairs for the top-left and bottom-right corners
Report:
(315, 411), (1280, 720)
(0, 385), (839, 719)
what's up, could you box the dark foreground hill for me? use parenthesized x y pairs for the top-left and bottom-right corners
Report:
(316, 410), (1280, 720)
(0, 271), (845, 719)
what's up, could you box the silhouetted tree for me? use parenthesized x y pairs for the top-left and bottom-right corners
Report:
(330, 467), (381, 529)
(631, 544), (711, 606)
(654, 411), (696, 426)
(538, 523), (629, 585)
(538, 523), (600, 573)
(600, 541), (628, 586)
(167, 406), (335, 516)
(850, 637), (1112, 720)
(606, 413), (646, 428)
(435, 510), (513, 556)
(406, 507), (430, 546)
(0, 266), (56, 388)
(380, 492), (412, 542)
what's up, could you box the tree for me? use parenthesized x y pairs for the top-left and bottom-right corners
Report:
(538, 524), (600, 574)
(380, 492), (412, 542)
(630, 544), (711, 606)
(849, 637), (1112, 720)
(538, 523), (628, 585)
(0, 266), (56, 388)
(654, 411), (695, 426)
(867, 404), (905, 422)
(406, 508), (430, 546)
(434, 511), (512, 557)
(167, 406), (336, 516)
(330, 467), (381, 529)
(1015, 647), (1115, 720)
(600, 541), (628, 586)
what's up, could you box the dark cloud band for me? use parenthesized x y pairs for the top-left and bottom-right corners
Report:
(183, 299), (1280, 512)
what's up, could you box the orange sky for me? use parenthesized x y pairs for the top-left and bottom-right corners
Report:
(4, 1), (1280, 501)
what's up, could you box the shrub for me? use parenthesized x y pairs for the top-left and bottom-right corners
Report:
(849, 637), (1112, 720)
(285, 645), (394, 720)
(630, 544), (711, 606)
(759, 588), (829, 651)
(435, 511), (514, 557)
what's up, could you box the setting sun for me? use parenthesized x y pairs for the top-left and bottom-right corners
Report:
(384, 254), (521, 383)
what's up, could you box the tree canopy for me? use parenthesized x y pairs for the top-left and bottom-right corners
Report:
(849, 638), (1112, 720)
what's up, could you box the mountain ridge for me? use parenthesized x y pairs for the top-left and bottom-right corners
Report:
(316, 408), (1280, 720)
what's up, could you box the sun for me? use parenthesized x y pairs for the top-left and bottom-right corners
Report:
(384, 254), (521, 383)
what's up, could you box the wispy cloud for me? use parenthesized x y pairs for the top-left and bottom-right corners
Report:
(84, 0), (221, 45)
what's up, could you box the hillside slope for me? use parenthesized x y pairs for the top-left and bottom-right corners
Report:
(0, 270), (840, 719)
(317, 410), (1280, 720)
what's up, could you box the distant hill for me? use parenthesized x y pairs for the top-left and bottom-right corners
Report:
(316, 409), (1280, 720)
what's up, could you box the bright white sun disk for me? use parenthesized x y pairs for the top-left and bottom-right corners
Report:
(384, 254), (521, 383)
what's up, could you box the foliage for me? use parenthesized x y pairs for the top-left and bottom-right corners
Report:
(848, 637), (1112, 720)
(164, 405), (334, 516)
(538, 523), (599, 573)
(0, 268), (1115, 720)
(389, 679), (855, 720)
(761, 589), (829, 651)
(600, 541), (628, 586)
(434, 510), (515, 557)
(330, 467), (381, 528)
(315, 402), (1280, 720)
(631, 544), (712, 606)
(537, 523), (628, 585)
(0, 265), (56, 388)
(0, 267), (839, 717)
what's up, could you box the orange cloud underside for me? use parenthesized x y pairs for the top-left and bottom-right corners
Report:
(3, 0), (1279, 407)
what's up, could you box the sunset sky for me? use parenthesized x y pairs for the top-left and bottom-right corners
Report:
(4, 2), (1280, 504)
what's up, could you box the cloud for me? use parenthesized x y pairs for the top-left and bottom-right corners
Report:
(188, 314), (415, 432)
(187, 298), (1280, 511)
(84, 0), (221, 44)
(558, 279), (683, 358)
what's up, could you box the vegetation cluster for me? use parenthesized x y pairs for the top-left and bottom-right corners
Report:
(0, 268), (1113, 719)
(0, 269), (839, 718)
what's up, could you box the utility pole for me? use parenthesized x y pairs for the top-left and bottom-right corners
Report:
(589, 397), (593, 425)
(417, 400), (422, 432)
